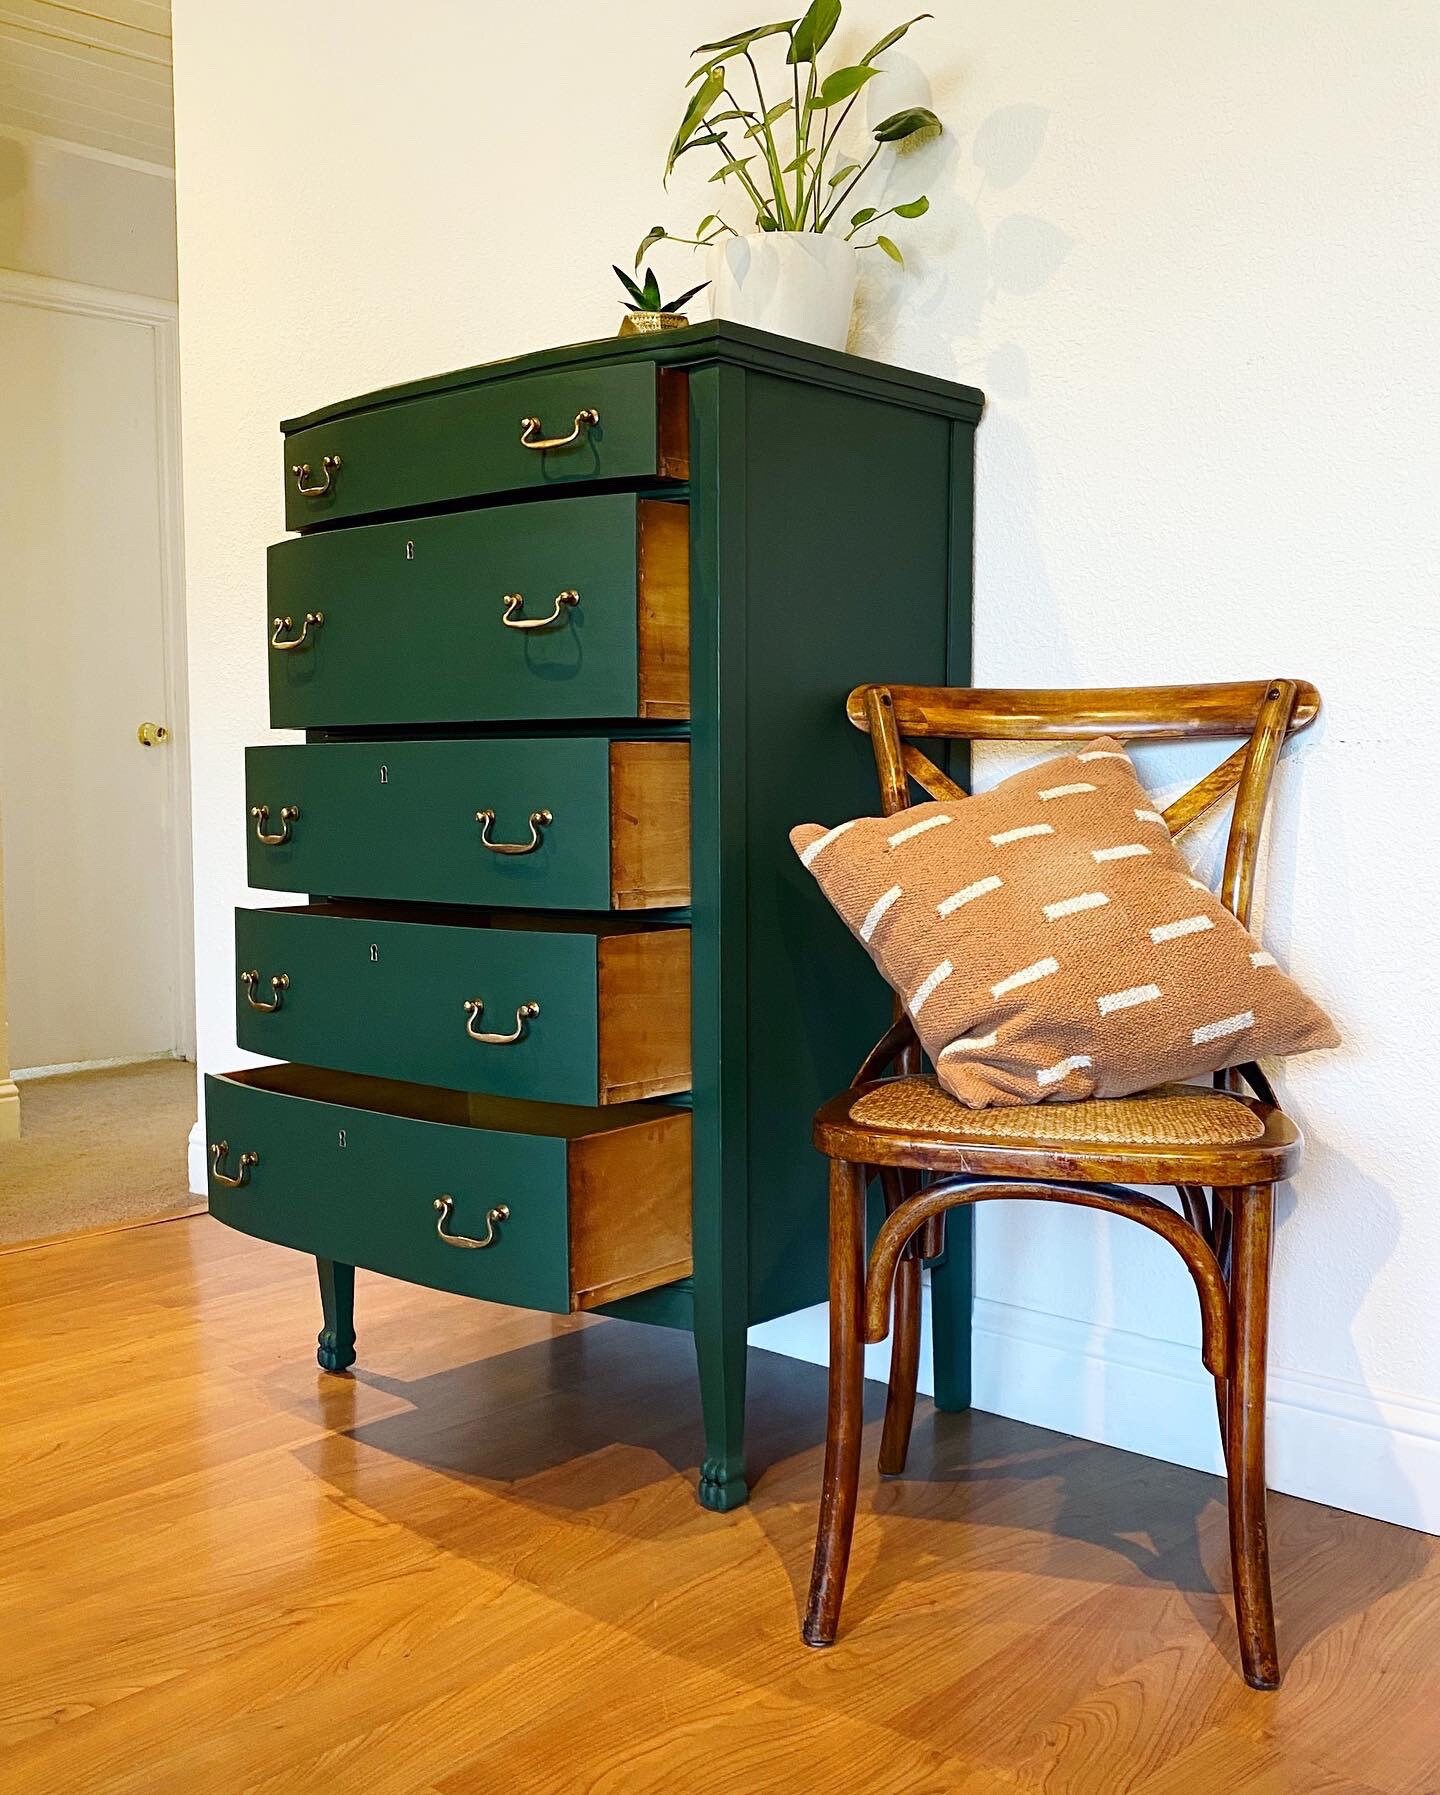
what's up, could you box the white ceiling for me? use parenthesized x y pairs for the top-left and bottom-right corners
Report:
(0, 1), (173, 167)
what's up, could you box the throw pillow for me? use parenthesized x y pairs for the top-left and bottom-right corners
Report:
(790, 738), (1337, 1107)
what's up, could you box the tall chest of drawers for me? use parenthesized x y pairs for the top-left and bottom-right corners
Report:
(205, 322), (983, 1511)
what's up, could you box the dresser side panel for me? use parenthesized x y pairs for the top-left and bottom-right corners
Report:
(736, 371), (974, 1322)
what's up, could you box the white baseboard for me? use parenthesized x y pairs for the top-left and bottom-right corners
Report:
(751, 1287), (1440, 1536)
(13, 1050), (183, 1080)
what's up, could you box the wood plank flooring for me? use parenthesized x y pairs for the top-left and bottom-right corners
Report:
(1, 1216), (1436, 1794)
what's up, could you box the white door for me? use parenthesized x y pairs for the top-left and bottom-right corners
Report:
(0, 283), (190, 1074)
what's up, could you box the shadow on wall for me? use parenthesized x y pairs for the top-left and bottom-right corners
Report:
(1258, 714), (1422, 1530)
(848, 70), (1079, 686)
(837, 58), (1419, 1538)
(979, 725), (1422, 1534)
(851, 80), (1072, 395)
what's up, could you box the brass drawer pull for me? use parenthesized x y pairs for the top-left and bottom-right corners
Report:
(433, 1195), (509, 1250)
(251, 803), (300, 845)
(271, 611), (324, 651)
(475, 807), (551, 855)
(240, 970), (290, 1013)
(501, 589), (579, 631)
(518, 407), (599, 451)
(210, 1141), (258, 1188)
(463, 998), (539, 1045)
(291, 454), (341, 497)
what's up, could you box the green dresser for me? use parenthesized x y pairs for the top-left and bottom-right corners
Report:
(205, 321), (982, 1510)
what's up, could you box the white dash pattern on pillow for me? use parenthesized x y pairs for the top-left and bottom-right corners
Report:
(790, 736), (1337, 1107)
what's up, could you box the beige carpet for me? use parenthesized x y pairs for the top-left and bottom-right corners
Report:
(0, 1059), (198, 1247)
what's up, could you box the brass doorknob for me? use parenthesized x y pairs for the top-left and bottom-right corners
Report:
(137, 722), (169, 747)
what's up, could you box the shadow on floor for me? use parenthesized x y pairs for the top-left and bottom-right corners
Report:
(332, 1319), (859, 1515)
(290, 1317), (1433, 1687)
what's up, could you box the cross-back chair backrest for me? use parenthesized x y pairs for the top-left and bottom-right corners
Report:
(846, 681), (1320, 929)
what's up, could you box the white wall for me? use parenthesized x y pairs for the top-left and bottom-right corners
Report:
(171, 0), (1440, 1530)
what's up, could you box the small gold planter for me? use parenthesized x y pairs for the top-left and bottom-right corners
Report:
(618, 311), (691, 337)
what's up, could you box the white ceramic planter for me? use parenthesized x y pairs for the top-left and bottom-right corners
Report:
(706, 232), (858, 352)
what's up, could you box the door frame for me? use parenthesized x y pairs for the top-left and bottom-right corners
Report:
(0, 266), (195, 1066)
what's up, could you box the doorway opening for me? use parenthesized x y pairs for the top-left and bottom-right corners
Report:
(0, 2), (194, 1242)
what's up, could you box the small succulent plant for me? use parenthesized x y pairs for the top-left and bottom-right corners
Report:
(613, 264), (710, 316)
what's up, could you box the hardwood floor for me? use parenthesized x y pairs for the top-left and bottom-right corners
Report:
(1, 1217), (1436, 1794)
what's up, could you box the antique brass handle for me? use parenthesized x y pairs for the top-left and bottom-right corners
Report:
(291, 454), (341, 497)
(475, 807), (551, 855)
(210, 1141), (258, 1188)
(271, 611), (324, 651)
(240, 970), (290, 1013)
(433, 1195), (509, 1250)
(501, 590), (579, 631)
(251, 803), (300, 845)
(463, 998), (539, 1045)
(518, 407), (599, 451)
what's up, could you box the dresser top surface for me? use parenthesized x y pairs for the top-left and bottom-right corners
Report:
(280, 320), (984, 436)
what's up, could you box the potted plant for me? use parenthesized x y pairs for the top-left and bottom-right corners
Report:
(613, 265), (709, 336)
(638, 3), (942, 351)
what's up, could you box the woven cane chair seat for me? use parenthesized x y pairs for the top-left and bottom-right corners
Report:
(846, 1076), (1266, 1148)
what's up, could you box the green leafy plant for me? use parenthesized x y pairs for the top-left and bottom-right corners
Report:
(613, 265), (710, 315)
(637, 4), (941, 269)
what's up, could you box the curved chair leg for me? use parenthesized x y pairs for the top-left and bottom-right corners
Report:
(878, 1169), (920, 1475)
(929, 1207), (974, 1413)
(803, 1157), (868, 1647)
(1225, 1184), (1280, 1689)
(1209, 1188), (1231, 1464)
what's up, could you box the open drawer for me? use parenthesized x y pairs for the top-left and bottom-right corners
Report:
(266, 494), (688, 729)
(244, 736), (690, 911)
(234, 904), (690, 1106)
(204, 1064), (692, 1313)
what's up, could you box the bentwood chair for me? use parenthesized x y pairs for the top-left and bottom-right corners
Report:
(801, 680), (1320, 1690)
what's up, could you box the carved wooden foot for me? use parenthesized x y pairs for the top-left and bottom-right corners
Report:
(316, 1258), (356, 1373)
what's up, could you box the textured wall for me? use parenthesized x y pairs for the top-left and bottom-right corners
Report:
(172, 0), (1440, 1528)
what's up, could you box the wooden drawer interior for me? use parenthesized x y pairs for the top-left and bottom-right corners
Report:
(608, 739), (690, 908)
(635, 498), (689, 720)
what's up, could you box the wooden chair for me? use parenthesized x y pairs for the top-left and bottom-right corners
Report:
(801, 680), (1320, 1691)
